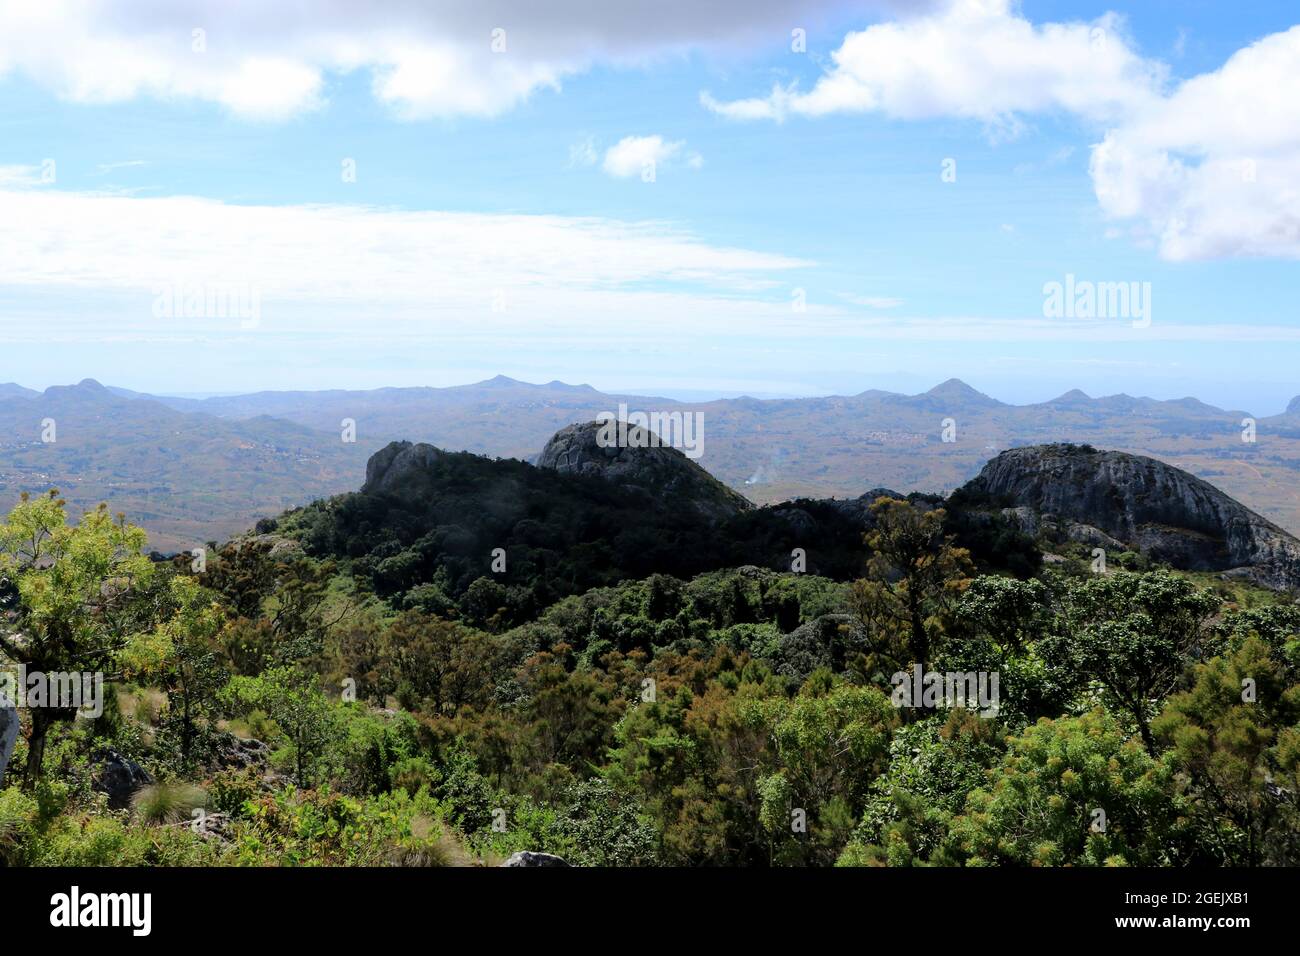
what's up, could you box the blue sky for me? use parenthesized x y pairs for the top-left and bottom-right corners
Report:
(0, 0), (1297, 412)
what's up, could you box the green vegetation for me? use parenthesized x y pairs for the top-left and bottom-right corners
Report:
(2, 488), (1297, 867)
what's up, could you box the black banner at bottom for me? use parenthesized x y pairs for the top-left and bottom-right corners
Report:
(0, 866), (1279, 942)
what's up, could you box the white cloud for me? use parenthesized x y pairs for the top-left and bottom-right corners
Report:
(0, 0), (904, 120)
(602, 136), (693, 179)
(704, 0), (1300, 260)
(0, 187), (809, 340)
(702, 0), (1163, 127)
(1090, 26), (1300, 260)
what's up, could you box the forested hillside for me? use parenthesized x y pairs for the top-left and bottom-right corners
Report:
(1, 438), (1298, 867)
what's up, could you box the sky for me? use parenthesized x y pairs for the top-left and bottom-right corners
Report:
(0, 0), (1297, 413)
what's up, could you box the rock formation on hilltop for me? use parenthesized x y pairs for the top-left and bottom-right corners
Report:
(960, 443), (1300, 590)
(362, 440), (448, 497)
(537, 420), (752, 522)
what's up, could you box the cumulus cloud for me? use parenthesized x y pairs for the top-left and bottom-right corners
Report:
(701, 0), (1164, 127)
(704, 0), (1300, 260)
(1090, 26), (1300, 260)
(0, 0), (905, 120)
(601, 136), (700, 179)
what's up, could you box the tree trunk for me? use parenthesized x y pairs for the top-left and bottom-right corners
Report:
(1135, 714), (1157, 757)
(909, 597), (928, 666)
(22, 707), (55, 789)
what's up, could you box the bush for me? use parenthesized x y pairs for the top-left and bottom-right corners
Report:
(132, 781), (208, 824)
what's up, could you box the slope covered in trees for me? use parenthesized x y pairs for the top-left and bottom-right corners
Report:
(1, 440), (1298, 867)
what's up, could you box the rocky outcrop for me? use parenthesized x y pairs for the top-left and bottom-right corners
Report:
(499, 851), (570, 867)
(362, 440), (449, 497)
(207, 733), (274, 777)
(537, 421), (752, 522)
(91, 749), (153, 809)
(963, 443), (1300, 590)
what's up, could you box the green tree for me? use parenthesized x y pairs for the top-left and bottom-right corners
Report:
(202, 540), (350, 670)
(1153, 637), (1300, 865)
(955, 575), (1049, 658)
(1041, 571), (1220, 753)
(551, 778), (660, 866)
(838, 710), (1004, 867)
(145, 577), (229, 772)
(224, 666), (342, 787)
(950, 709), (1189, 866)
(1220, 604), (1300, 682)
(850, 497), (973, 670)
(741, 679), (897, 865)
(0, 493), (157, 787)
(383, 611), (497, 716)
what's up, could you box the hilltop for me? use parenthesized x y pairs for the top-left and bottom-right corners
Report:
(274, 427), (1300, 639)
(278, 430), (1045, 625)
(959, 443), (1300, 591)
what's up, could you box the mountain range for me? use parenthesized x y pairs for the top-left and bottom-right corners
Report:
(2, 375), (1298, 551)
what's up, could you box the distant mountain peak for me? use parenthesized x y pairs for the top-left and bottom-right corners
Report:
(478, 374), (524, 388)
(1289, 395), (1300, 415)
(923, 378), (999, 405)
(543, 379), (596, 392)
(43, 378), (117, 402)
(1048, 388), (1091, 403)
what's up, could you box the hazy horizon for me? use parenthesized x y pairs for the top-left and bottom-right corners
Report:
(5, 371), (1296, 417)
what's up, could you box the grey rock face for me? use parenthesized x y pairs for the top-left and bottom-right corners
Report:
(1000, 506), (1040, 538)
(964, 443), (1300, 590)
(362, 440), (448, 497)
(499, 851), (570, 867)
(92, 749), (153, 809)
(208, 732), (272, 773)
(0, 702), (17, 788)
(1064, 522), (1127, 551)
(537, 421), (752, 522)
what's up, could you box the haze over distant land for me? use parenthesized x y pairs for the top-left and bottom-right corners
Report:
(3, 375), (1298, 551)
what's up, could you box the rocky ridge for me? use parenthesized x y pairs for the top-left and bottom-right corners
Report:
(960, 443), (1300, 590)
